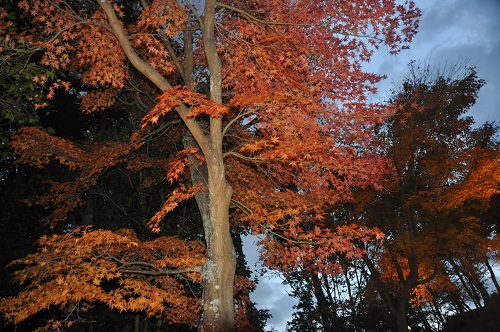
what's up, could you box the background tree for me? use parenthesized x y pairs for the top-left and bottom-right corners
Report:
(351, 62), (499, 332)
(1, 0), (420, 330)
(281, 62), (499, 332)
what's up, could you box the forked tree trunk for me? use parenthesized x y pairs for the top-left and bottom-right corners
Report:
(184, 134), (236, 331)
(362, 255), (412, 332)
(100, 1), (237, 330)
(198, 0), (237, 329)
(185, 127), (236, 331)
(310, 272), (334, 332)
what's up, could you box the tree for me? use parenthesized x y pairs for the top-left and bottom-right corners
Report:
(353, 63), (500, 332)
(0, 0), (62, 177)
(2, 227), (205, 330)
(1, 0), (420, 330)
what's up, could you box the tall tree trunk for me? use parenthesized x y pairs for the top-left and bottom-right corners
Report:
(432, 299), (446, 328)
(197, 0), (237, 330)
(457, 258), (500, 314)
(183, 131), (236, 332)
(99, 1), (237, 330)
(449, 259), (482, 308)
(394, 299), (409, 332)
(416, 305), (432, 331)
(343, 267), (360, 332)
(135, 313), (140, 332)
(323, 273), (343, 331)
(362, 255), (414, 332)
(460, 259), (500, 312)
(198, 163), (236, 332)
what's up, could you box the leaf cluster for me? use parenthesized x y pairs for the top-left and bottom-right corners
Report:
(1, 227), (205, 329)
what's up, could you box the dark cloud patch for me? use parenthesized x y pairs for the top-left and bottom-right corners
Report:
(243, 235), (299, 331)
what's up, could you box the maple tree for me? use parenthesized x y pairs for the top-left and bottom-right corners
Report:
(349, 63), (500, 332)
(0, 0), (421, 330)
(2, 227), (205, 329)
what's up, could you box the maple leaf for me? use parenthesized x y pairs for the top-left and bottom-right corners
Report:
(0, 227), (204, 328)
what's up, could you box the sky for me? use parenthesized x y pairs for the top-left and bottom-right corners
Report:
(243, 1), (500, 331)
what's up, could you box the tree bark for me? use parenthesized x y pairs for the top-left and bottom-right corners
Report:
(432, 299), (447, 329)
(99, 1), (237, 330)
(362, 255), (412, 332)
(450, 259), (481, 308)
(197, 0), (237, 330)
(394, 299), (409, 332)
(460, 259), (500, 312)
(310, 272), (334, 332)
(343, 268), (360, 332)
(135, 313), (140, 332)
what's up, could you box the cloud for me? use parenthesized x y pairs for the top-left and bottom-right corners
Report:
(243, 235), (298, 331)
(418, 0), (500, 125)
(251, 278), (298, 331)
(370, 0), (500, 124)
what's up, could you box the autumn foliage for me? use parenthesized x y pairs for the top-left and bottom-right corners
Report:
(351, 64), (500, 331)
(2, 227), (204, 329)
(0, 0), (422, 330)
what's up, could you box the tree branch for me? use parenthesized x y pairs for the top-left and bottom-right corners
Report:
(215, 1), (383, 41)
(223, 151), (268, 163)
(120, 266), (202, 276)
(222, 108), (258, 136)
(98, 0), (210, 156)
(416, 267), (439, 285)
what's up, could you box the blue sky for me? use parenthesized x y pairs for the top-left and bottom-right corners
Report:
(370, 0), (500, 125)
(243, 1), (500, 330)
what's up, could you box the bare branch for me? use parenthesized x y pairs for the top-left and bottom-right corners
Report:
(223, 151), (267, 163)
(222, 108), (258, 136)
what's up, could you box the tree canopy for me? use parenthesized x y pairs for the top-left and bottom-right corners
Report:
(0, 0), (423, 331)
(282, 63), (500, 332)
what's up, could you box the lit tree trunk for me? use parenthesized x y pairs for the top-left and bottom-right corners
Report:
(198, 0), (236, 329)
(197, 162), (235, 331)
(99, 1), (236, 330)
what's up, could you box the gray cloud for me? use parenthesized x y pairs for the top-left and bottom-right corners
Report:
(372, 0), (500, 125)
(421, 0), (500, 124)
(243, 235), (298, 331)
